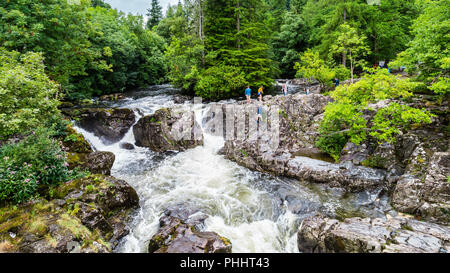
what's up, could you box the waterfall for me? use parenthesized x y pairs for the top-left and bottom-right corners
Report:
(73, 87), (389, 253)
(74, 96), (300, 253)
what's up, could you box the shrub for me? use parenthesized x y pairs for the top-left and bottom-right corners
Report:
(0, 49), (60, 140)
(333, 65), (351, 81)
(370, 103), (434, 144)
(194, 65), (248, 100)
(294, 49), (335, 88)
(316, 69), (434, 161)
(0, 127), (84, 204)
(0, 158), (38, 204)
(316, 103), (367, 161)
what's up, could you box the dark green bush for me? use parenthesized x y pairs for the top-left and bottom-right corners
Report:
(0, 127), (84, 204)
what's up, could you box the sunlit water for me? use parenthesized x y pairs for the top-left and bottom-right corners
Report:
(74, 86), (391, 253)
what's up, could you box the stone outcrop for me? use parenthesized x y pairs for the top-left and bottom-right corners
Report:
(62, 124), (115, 175)
(148, 207), (231, 253)
(221, 93), (389, 192)
(67, 151), (115, 175)
(119, 142), (135, 150)
(392, 152), (450, 225)
(338, 97), (449, 223)
(99, 93), (126, 101)
(0, 175), (139, 253)
(133, 108), (203, 152)
(62, 108), (136, 144)
(297, 214), (450, 253)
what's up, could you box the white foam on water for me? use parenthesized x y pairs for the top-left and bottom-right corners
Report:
(74, 93), (301, 253)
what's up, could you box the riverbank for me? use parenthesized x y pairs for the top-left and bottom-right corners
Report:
(1, 84), (448, 253)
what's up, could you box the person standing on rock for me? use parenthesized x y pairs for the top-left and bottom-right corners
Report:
(335, 78), (340, 87)
(258, 86), (264, 100)
(257, 96), (263, 125)
(245, 86), (252, 104)
(282, 83), (288, 96)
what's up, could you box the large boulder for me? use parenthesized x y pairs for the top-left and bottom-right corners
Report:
(0, 175), (139, 253)
(61, 123), (115, 175)
(148, 215), (232, 253)
(297, 214), (450, 253)
(62, 108), (136, 144)
(61, 123), (92, 154)
(392, 152), (450, 225)
(221, 93), (387, 192)
(286, 157), (387, 192)
(133, 108), (203, 152)
(67, 151), (115, 175)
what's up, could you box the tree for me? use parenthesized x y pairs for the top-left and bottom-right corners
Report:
(329, 23), (370, 82)
(316, 69), (433, 160)
(272, 9), (309, 78)
(156, 2), (188, 43)
(392, 0), (449, 97)
(203, 0), (275, 93)
(0, 0), (110, 96)
(0, 50), (60, 140)
(147, 0), (163, 30)
(165, 0), (276, 100)
(294, 49), (335, 89)
(362, 0), (418, 64)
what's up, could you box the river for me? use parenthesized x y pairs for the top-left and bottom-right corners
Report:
(73, 85), (391, 253)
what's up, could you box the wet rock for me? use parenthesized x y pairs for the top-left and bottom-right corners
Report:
(392, 152), (450, 225)
(61, 123), (93, 154)
(67, 151), (115, 175)
(173, 94), (193, 104)
(286, 157), (387, 192)
(148, 215), (232, 253)
(340, 143), (369, 166)
(133, 108), (203, 152)
(86, 151), (115, 175)
(163, 205), (209, 230)
(61, 124), (116, 175)
(119, 142), (135, 150)
(223, 94), (387, 192)
(99, 93), (126, 101)
(297, 214), (450, 253)
(62, 108), (136, 144)
(0, 175), (139, 253)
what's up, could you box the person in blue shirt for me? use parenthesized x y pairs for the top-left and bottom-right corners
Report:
(257, 96), (263, 124)
(245, 86), (252, 104)
(335, 78), (340, 87)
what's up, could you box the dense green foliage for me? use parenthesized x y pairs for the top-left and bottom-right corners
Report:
(164, 0), (276, 100)
(0, 49), (60, 140)
(0, 128), (84, 204)
(160, 0), (427, 97)
(392, 0), (449, 96)
(0, 0), (167, 99)
(294, 49), (336, 88)
(0, 0), (448, 204)
(0, 49), (84, 204)
(316, 69), (434, 160)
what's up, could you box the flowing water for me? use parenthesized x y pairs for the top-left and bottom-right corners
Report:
(73, 85), (392, 253)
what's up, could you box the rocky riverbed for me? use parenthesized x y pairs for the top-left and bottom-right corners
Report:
(2, 85), (447, 253)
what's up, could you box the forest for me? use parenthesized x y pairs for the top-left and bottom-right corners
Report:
(0, 0), (449, 254)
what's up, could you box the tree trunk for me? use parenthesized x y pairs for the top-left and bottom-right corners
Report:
(342, 8), (347, 67)
(350, 51), (354, 83)
(198, 0), (205, 65)
(236, 1), (241, 50)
